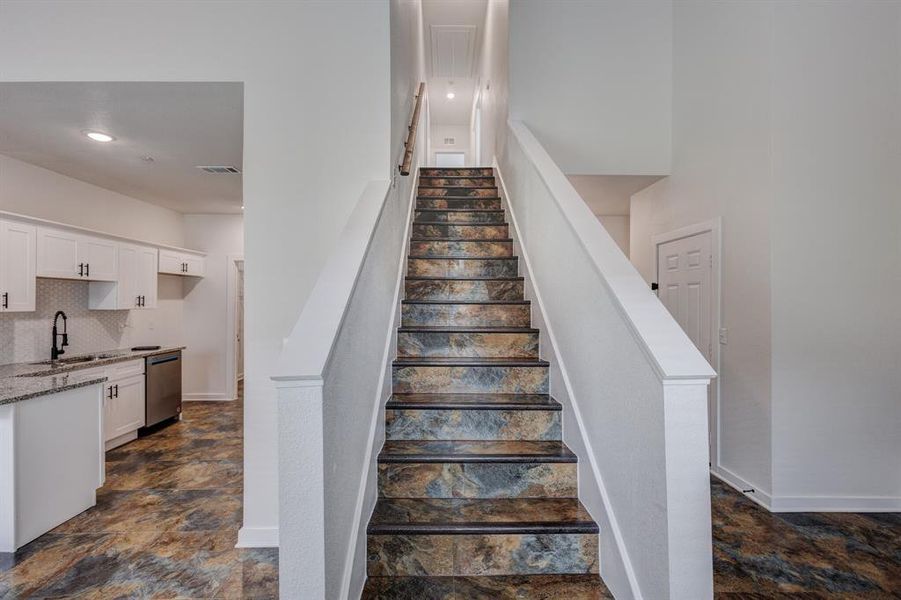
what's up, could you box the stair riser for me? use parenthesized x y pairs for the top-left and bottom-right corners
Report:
(420, 168), (493, 177)
(386, 408), (560, 441)
(378, 462), (577, 498)
(397, 331), (538, 359)
(410, 240), (513, 258)
(402, 304), (531, 327)
(405, 280), (524, 302)
(419, 187), (499, 198)
(420, 178), (496, 188)
(393, 365), (549, 395)
(416, 198), (501, 210)
(367, 533), (598, 576)
(412, 224), (509, 240)
(414, 210), (505, 223)
(408, 258), (517, 278)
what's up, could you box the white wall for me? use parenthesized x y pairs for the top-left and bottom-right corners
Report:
(430, 124), (470, 164)
(598, 216), (630, 257)
(182, 214), (244, 401)
(631, 0), (901, 510)
(508, 0), (671, 175)
(769, 1), (901, 507)
(0, 155), (185, 247)
(631, 0), (774, 500)
(476, 0), (509, 165)
(1, 0), (392, 547)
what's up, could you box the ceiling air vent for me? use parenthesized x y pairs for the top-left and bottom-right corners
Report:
(444, 137), (456, 145)
(196, 165), (242, 174)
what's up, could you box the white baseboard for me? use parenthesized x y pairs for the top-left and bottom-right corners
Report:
(236, 526), (279, 548)
(711, 466), (899, 512)
(711, 465), (773, 510)
(183, 392), (236, 402)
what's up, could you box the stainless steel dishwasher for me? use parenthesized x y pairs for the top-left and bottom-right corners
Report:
(145, 351), (182, 427)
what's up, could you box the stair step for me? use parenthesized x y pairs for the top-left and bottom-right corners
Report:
(378, 440), (575, 462)
(409, 239), (513, 258)
(420, 167), (494, 177)
(412, 223), (509, 240)
(387, 393), (560, 411)
(414, 208), (505, 224)
(366, 498), (599, 576)
(408, 257), (517, 278)
(402, 300), (530, 327)
(418, 187), (499, 198)
(392, 357), (549, 395)
(361, 574), (612, 599)
(397, 327), (539, 359)
(405, 277), (524, 302)
(378, 441), (577, 499)
(417, 197), (502, 210)
(420, 177), (497, 188)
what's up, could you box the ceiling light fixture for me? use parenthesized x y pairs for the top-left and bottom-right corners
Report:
(446, 91), (455, 100)
(446, 80), (456, 100)
(83, 130), (115, 143)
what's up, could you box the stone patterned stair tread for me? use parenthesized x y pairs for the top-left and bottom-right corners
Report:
(405, 276), (523, 281)
(397, 326), (538, 333)
(387, 393), (561, 410)
(409, 237), (513, 242)
(361, 574), (613, 599)
(393, 357), (549, 367)
(414, 221), (507, 226)
(402, 299), (529, 304)
(367, 498), (598, 534)
(416, 195), (502, 199)
(415, 208), (505, 213)
(378, 440), (576, 463)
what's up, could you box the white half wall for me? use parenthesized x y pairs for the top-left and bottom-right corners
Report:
(508, 0), (672, 174)
(1, 0), (392, 547)
(182, 214), (244, 401)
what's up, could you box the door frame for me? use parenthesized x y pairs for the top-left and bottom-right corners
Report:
(652, 218), (722, 472)
(225, 254), (244, 401)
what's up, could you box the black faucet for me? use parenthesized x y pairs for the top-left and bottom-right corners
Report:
(51, 310), (69, 361)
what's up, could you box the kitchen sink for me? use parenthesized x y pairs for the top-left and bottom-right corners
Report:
(29, 355), (98, 366)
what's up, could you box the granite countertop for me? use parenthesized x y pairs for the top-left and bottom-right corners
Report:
(0, 346), (185, 406)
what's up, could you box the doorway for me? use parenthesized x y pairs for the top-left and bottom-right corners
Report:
(653, 220), (721, 468)
(435, 151), (465, 167)
(226, 255), (245, 400)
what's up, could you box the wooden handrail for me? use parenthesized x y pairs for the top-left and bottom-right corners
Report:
(398, 82), (425, 176)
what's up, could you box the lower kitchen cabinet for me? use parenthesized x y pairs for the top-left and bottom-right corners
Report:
(103, 373), (145, 449)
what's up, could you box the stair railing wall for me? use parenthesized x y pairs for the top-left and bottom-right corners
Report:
(496, 120), (716, 600)
(272, 162), (420, 597)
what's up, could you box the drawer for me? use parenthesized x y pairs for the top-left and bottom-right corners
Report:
(106, 359), (145, 381)
(67, 366), (107, 384)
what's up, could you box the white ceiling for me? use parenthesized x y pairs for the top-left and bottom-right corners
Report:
(567, 175), (664, 216)
(423, 0), (487, 126)
(0, 82), (243, 214)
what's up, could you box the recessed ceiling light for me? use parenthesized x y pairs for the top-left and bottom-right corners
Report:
(446, 91), (455, 100)
(83, 130), (114, 143)
(241, 205), (244, 210)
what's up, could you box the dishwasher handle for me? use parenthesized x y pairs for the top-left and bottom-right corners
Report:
(148, 354), (180, 366)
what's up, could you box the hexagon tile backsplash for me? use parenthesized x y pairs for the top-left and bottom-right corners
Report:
(0, 279), (133, 364)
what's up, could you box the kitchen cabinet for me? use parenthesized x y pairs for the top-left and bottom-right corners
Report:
(36, 227), (118, 281)
(78, 359), (146, 450)
(0, 219), (36, 312)
(89, 243), (158, 310)
(159, 249), (204, 277)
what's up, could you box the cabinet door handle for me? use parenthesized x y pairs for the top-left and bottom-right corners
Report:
(78, 263), (84, 277)
(140, 295), (144, 307)
(2, 292), (7, 309)
(141, 295), (145, 306)
(108, 386), (114, 399)
(114, 384), (119, 398)
(85, 263), (90, 277)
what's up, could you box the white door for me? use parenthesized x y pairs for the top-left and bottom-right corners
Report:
(435, 152), (465, 167)
(236, 262), (244, 380)
(184, 255), (204, 277)
(159, 250), (184, 275)
(0, 220), (36, 312)
(657, 231), (715, 458)
(79, 236), (118, 281)
(116, 244), (140, 309)
(37, 227), (81, 279)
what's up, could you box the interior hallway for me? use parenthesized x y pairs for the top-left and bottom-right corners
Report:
(0, 384), (278, 598)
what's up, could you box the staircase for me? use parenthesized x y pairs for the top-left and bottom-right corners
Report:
(362, 168), (611, 598)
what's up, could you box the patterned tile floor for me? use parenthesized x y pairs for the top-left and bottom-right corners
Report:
(712, 477), (900, 599)
(0, 383), (278, 599)
(1, 380), (897, 599)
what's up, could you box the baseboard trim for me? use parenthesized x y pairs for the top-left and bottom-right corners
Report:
(183, 393), (236, 402)
(711, 466), (773, 510)
(712, 466), (901, 512)
(236, 526), (279, 548)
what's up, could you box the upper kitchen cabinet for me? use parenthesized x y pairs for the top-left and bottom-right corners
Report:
(89, 243), (158, 310)
(0, 219), (36, 312)
(36, 227), (118, 281)
(159, 249), (204, 277)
